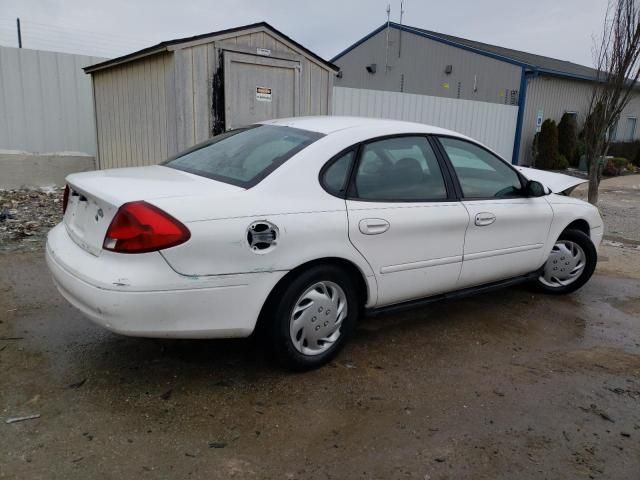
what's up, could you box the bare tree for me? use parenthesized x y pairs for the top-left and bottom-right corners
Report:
(584, 0), (640, 205)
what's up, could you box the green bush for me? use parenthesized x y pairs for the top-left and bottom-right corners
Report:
(603, 159), (620, 177)
(608, 141), (640, 166)
(611, 157), (628, 168)
(536, 119), (560, 170)
(558, 113), (578, 165)
(531, 132), (540, 161)
(557, 155), (569, 170)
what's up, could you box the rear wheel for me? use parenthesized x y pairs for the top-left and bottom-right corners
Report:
(535, 229), (597, 294)
(267, 265), (360, 371)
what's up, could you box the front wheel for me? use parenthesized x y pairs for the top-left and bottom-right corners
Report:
(267, 265), (360, 371)
(535, 229), (597, 294)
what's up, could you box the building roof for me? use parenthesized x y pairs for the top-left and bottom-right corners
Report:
(332, 22), (599, 82)
(84, 22), (338, 73)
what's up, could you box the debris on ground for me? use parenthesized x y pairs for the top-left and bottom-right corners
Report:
(68, 378), (87, 389)
(580, 404), (615, 423)
(5, 414), (41, 424)
(0, 187), (64, 252)
(208, 442), (227, 449)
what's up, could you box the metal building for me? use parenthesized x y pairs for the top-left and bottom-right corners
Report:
(333, 22), (640, 165)
(85, 22), (337, 169)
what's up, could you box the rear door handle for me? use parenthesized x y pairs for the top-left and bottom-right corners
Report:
(475, 212), (496, 226)
(359, 218), (390, 235)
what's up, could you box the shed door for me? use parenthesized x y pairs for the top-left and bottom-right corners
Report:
(223, 51), (300, 130)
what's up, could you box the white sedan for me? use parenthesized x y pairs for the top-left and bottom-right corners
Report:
(46, 117), (603, 370)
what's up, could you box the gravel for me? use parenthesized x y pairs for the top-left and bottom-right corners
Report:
(0, 187), (64, 252)
(573, 174), (640, 245)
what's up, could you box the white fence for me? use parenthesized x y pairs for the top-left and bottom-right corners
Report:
(0, 46), (106, 155)
(332, 86), (519, 160)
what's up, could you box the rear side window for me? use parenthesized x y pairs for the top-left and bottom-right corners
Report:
(163, 125), (323, 188)
(352, 136), (448, 201)
(439, 137), (523, 198)
(322, 150), (355, 196)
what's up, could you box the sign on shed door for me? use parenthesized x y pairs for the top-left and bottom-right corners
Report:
(223, 51), (300, 130)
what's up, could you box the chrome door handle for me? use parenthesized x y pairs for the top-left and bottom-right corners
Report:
(359, 218), (390, 235)
(475, 212), (496, 226)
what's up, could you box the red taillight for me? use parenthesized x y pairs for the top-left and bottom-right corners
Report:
(103, 201), (190, 254)
(62, 185), (70, 213)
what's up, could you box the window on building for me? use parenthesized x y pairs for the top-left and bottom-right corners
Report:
(625, 117), (637, 142)
(609, 117), (619, 142)
(565, 111), (578, 121)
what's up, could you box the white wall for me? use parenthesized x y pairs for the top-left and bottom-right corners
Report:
(0, 46), (106, 155)
(332, 86), (519, 160)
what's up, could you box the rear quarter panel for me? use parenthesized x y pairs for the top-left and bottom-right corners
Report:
(153, 132), (380, 304)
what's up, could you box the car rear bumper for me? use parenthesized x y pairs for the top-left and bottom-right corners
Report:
(46, 223), (286, 338)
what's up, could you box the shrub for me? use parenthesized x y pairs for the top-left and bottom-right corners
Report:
(531, 132), (540, 161)
(611, 157), (628, 168)
(608, 141), (640, 166)
(558, 113), (578, 165)
(536, 119), (560, 170)
(603, 158), (620, 177)
(602, 157), (631, 177)
(557, 155), (569, 170)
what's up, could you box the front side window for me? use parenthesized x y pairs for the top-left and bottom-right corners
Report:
(164, 125), (323, 187)
(351, 136), (448, 201)
(439, 137), (523, 198)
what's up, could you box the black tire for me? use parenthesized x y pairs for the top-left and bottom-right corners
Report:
(534, 229), (597, 294)
(266, 265), (360, 371)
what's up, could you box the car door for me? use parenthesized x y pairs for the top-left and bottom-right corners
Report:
(342, 135), (469, 307)
(436, 136), (553, 288)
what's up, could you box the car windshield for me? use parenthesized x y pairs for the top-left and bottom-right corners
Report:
(163, 125), (323, 187)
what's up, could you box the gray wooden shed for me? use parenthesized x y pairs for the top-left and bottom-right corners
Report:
(84, 22), (338, 169)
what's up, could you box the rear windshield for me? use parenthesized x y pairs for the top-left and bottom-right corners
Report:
(163, 125), (323, 188)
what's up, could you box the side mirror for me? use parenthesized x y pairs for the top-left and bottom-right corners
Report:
(525, 180), (546, 197)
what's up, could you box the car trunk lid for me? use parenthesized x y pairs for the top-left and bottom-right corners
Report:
(63, 165), (242, 256)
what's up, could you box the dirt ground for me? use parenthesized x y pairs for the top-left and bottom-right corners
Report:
(1, 179), (639, 479)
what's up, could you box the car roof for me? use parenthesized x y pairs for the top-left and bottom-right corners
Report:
(259, 116), (464, 137)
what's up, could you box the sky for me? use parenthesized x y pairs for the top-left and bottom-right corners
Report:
(0, 0), (609, 66)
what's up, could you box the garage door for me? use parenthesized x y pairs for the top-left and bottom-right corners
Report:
(223, 51), (300, 130)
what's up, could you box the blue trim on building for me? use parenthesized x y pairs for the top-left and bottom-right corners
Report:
(396, 24), (531, 68)
(511, 68), (531, 165)
(330, 24), (388, 63)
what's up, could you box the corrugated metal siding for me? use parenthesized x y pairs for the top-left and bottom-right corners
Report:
(520, 76), (640, 164)
(333, 86), (518, 160)
(92, 53), (172, 168)
(335, 28), (521, 105)
(0, 46), (105, 154)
